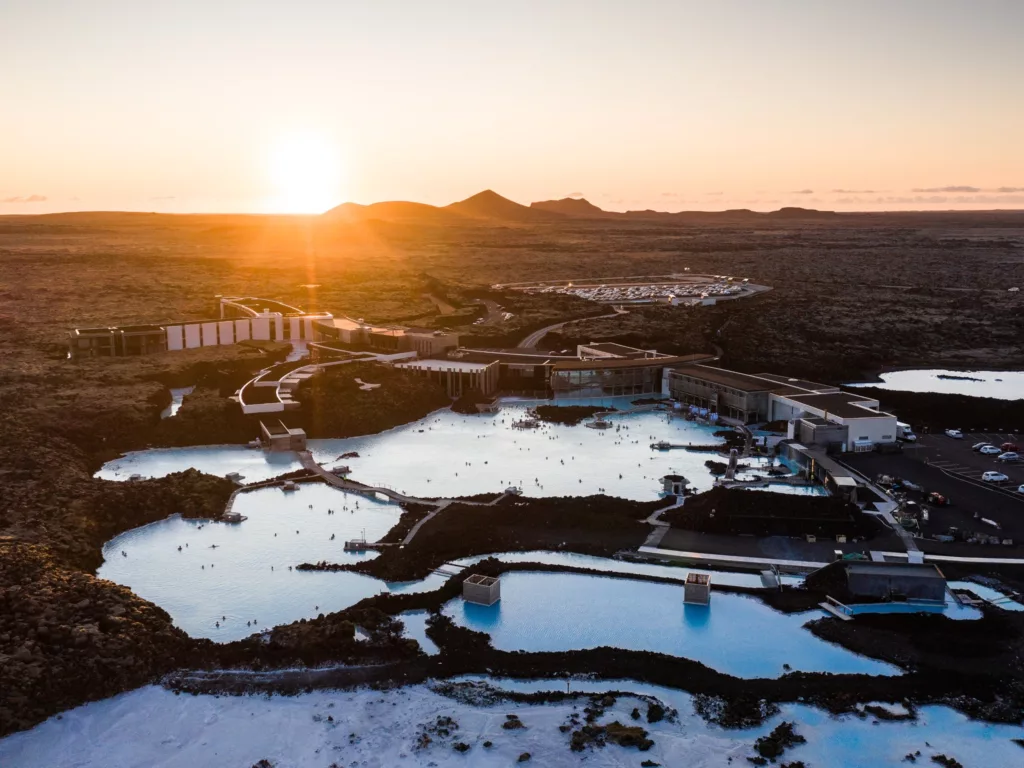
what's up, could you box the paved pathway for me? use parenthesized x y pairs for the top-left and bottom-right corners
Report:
(517, 307), (628, 348)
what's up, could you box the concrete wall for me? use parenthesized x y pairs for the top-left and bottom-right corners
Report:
(273, 315), (284, 341)
(201, 322), (219, 347)
(184, 323), (202, 349)
(218, 320), (234, 345)
(234, 318), (251, 341)
(841, 415), (897, 445)
(289, 317), (301, 340)
(252, 317), (271, 341)
(167, 325), (184, 351)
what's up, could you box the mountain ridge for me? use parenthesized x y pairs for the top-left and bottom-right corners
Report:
(321, 192), (838, 224)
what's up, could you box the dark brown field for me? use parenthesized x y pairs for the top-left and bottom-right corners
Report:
(2, 202), (1023, 736)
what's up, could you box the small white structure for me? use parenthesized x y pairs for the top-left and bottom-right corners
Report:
(683, 572), (711, 605)
(463, 574), (501, 606)
(661, 474), (688, 496)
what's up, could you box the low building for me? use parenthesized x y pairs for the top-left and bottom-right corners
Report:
(463, 574), (501, 606)
(260, 420), (307, 451)
(843, 562), (946, 603)
(667, 363), (897, 449)
(69, 296), (334, 360)
(662, 474), (689, 496)
(69, 324), (168, 359)
(394, 358), (499, 397)
(312, 316), (459, 355)
(684, 573), (711, 605)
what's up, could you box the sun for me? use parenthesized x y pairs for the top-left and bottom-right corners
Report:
(267, 134), (343, 214)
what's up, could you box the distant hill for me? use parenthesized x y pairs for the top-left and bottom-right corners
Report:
(320, 193), (840, 226)
(765, 206), (838, 219)
(322, 201), (462, 225)
(530, 197), (615, 218)
(445, 190), (564, 222)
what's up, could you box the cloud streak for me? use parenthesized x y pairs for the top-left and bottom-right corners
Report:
(911, 185), (980, 193)
(1, 194), (47, 203)
(792, 189), (814, 194)
(831, 189), (878, 194)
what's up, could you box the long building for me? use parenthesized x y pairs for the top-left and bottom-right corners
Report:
(668, 363), (898, 450)
(68, 296), (333, 359)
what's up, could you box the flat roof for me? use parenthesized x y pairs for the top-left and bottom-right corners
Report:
(117, 324), (166, 333)
(396, 359), (491, 372)
(779, 392), (894, 420)
(451, 348), (576, 366)
(580, 342), (655, 358)
(229, 297), (305, 314)
(754, 373), (838, 394)
(670, 364), (780, 392)
(554, 354), (705, 372)
(845, 562), (945, 580)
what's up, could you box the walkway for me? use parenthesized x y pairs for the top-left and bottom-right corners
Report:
(638, 545), (828, 572)
(298, 451), (440, 506)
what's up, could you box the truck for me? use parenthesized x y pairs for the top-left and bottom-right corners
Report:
(896, 422), (917, 442)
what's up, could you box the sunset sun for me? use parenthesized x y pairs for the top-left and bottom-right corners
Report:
(268, 134), (343, 214)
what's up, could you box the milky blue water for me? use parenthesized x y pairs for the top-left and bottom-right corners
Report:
(399, 610), (440, 655)
(449, 676), (1024, 768)
(743, 483), (828, 496)
(98, 483), (445, 641)
(847, 369), (1024, 400)
(443, 571), (901, 678)
(159, 387), (194, 419)
(96, 400), (786, 500)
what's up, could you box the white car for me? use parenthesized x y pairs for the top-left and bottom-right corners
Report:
(982, 471), (1009, 483)
(1018, 484), (1024, 494)
(997, 452), (1020, 463)
(979, 445), (1002, 455)
(945, 429), (963, 439)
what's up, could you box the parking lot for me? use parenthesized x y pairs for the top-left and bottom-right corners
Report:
(845, 441), (1024, 554)
(904, 432), (1024, 489)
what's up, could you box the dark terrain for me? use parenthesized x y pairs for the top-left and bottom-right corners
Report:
(1, 202), (1023, 737)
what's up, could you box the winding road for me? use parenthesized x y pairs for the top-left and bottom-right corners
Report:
(517, 306), (628, 349)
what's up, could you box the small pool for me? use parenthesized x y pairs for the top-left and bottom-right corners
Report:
(741, 483), (829, 496)
(444, 571), (900, 678)
(399, 610), (439, 655)
(159, 386), (194, 419)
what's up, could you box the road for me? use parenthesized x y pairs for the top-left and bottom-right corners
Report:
(517, 307), (628, 349)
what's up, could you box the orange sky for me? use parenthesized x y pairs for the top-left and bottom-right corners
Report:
(2, 1), (1022, 214)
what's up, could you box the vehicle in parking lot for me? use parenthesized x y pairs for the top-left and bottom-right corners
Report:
(1002, 442), (1019, 452)
(926, 491), (949, 506)
(896, 422), (917, 442)
(972, 442), (991, 451)
(979, 445), (1002, 455)
(982, 471), (1009, 483)
(1018, 484), (1024, 495)
(997, 452), (1020, 462)
(945, 429), (963, 438)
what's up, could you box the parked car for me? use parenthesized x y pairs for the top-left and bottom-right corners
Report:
(972, 442), (991, 451)
(946, 429), (963, 439)
(926, 491), (949, 506)
(997, 452), (1020, 463)
(980, 445), (1002, 455)
(982, 471), (1009, 483)
(1018, 484), (1024, 495)
(1002, 442), (1019, 452)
